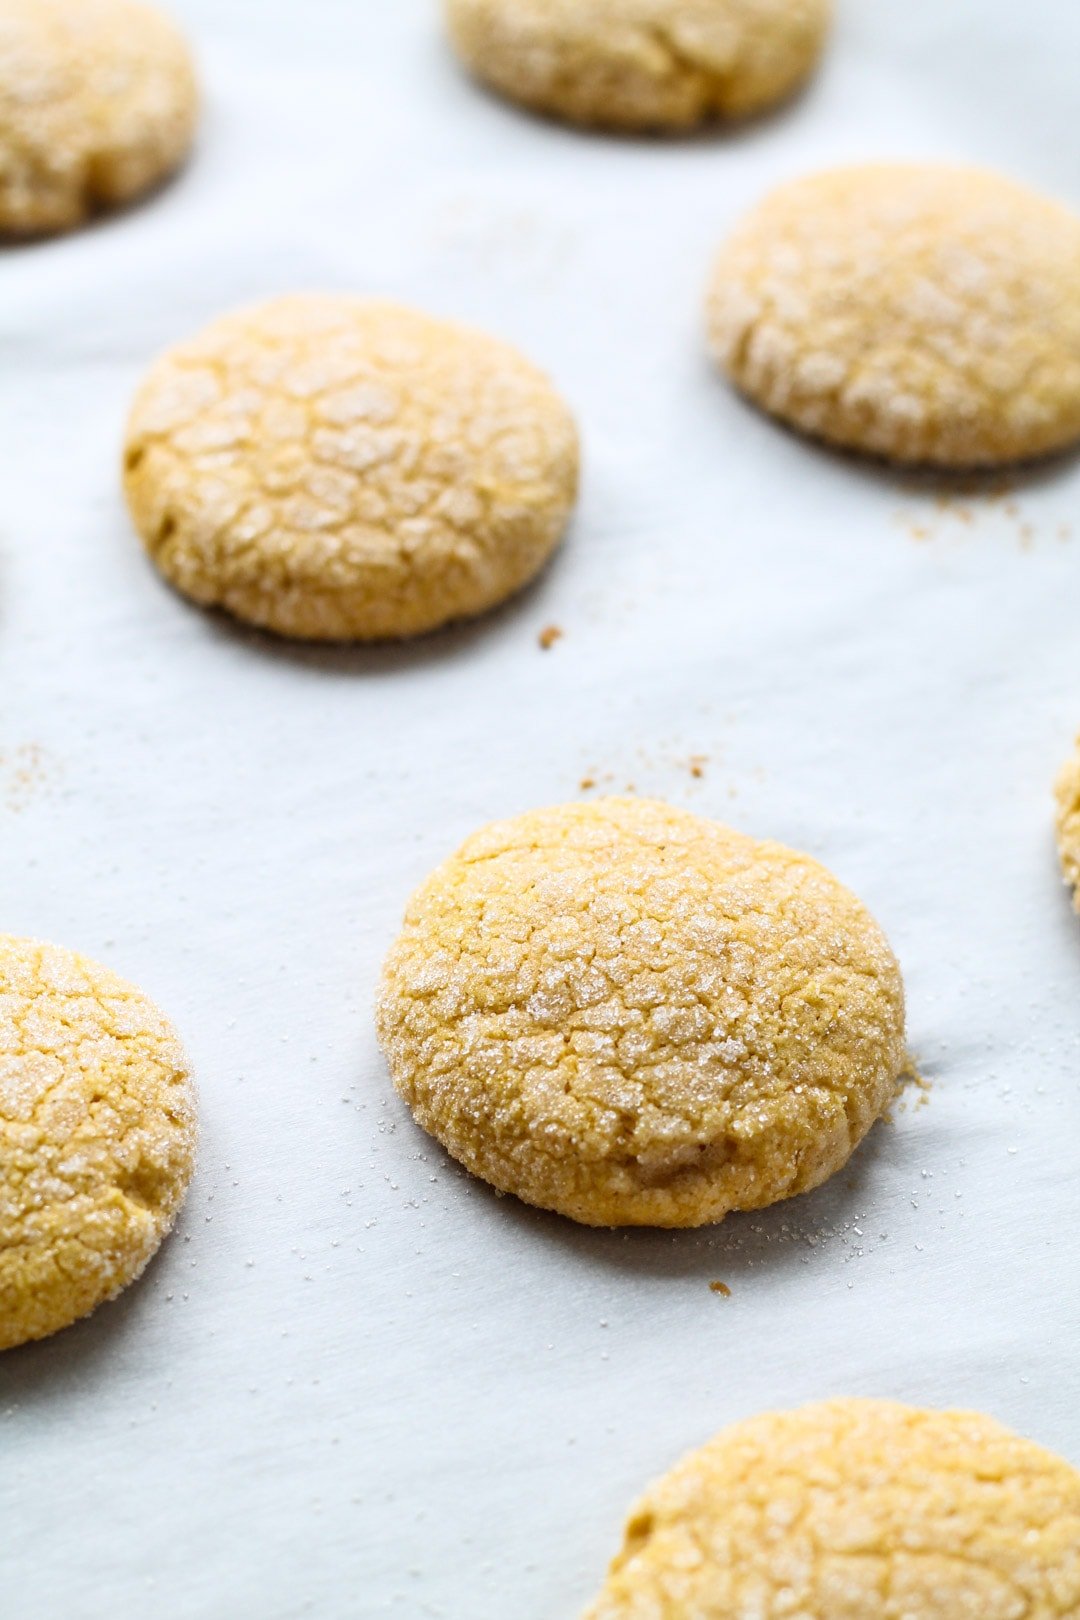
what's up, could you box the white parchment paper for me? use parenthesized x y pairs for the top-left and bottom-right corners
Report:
(2, 2), (1079, 1615)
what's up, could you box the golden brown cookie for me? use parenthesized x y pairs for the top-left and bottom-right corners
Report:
(0, 936), (196, 1350)
(0, 0), (197, 236)
(583, 1399), (1080, 1619)
(1055, 735), (1080, 908)
(707, 165), (1080, 466)
(445, 0), (831, 130)
(123, 295), (580, 641)
(376, 798), (905, 1227)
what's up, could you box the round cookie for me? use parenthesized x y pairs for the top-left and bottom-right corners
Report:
(707, 164), (1080, 466)
(444, 0), (831, 131)
(1054, 735), (1080, 909)
(123, 296), (580, 641)
(0, 0), (197, 236)
(0, 936), (196, 1350)
(376, 798), (905, 1228)
(582, 1399), (1080, 1619)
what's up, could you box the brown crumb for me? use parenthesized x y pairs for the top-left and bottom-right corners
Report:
(709, 1281), (732, 1298)
(689, 756), (708, 780)
(1, 743), (55, 812)
(883, 1052), (932, 1121)
(580, 776), (596, 792)
(538, 624), (563, 651)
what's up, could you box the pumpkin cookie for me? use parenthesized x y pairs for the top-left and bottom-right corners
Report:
(0, 936), (196, 1350)
(1054, 735), (1080, 908)
(0, 0), (197, 236)
(444, 0), (831, 130)
(583, 1399), (1080, 1619)
(123, 296), (580, 641)
(707, 165), (1080, 466)
(376, 798), (905, 1228)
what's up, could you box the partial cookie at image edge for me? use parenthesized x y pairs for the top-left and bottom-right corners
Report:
(0, 0), (198, 237)
(0, 935), (197, 1351)
(707, 164), (1080, 467)
(1054, 735), (1080, 908)
(443, 0), (833, 131)
(581, 1399), (1080, 1618)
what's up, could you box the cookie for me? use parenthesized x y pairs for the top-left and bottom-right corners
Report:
(0, 0), (197, 236)
(123, 295), (580, 641)
(0, 936), (196, 1350)
(1054, 736), (1080, 908)
(583, 1399), (1080, 1619)
(376, 798), (905, 1228)
(444, 0), (831, 130)
(707, 165), (1080, 466)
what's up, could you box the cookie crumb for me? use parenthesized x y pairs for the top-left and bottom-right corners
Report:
(709, 1280), (732, 1298)
(539, 624), (564, 651)
(0, 742), (58, 812)
(885, 1052), (932, 1119)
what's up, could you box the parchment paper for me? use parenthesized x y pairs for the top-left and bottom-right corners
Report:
(2, 2), (1079, 1615)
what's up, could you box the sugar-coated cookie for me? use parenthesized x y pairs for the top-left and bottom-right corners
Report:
(582, 1399), (1080, 1619)
(1054, 736), (1080, 909)
(0, 936), (196, 1350)
(376, 798), (905, 1228)
(707, 165), (1080, 466)
(0, 0), (197, 235)
(445, 0), (831, 130)
(123, 296), (580, 641)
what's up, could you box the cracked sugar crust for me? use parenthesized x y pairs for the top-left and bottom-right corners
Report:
(445, 0), (830, 130)
(0, 936), (196, 1350)
(0, 0), (197, 236)
(707, 165), (1080, 467)
(376, 798), (905, 1228)
(1054, 737), (1080, 910)
(123, 295), (581, 641)
(582, 1400), (1080, 1620)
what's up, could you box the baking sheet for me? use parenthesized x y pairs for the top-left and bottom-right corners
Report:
(3, 1), (1080, 1615)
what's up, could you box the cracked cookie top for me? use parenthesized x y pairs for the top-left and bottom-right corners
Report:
(444, 0), (831, 130)
(0, 0), (197, 236)
(123, 295), (580, 641)
(0, 936), (196, 1350)
(376, 798), (905, 1228)
(582, 1399), (1080, 1619)
(707, 164), (1080, 467)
